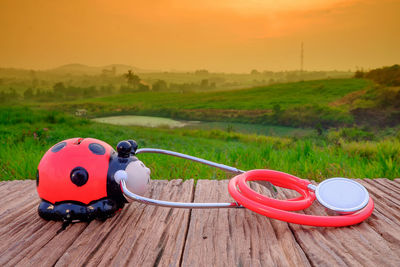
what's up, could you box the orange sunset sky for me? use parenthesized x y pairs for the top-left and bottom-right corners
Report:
(0, 0), (399, 72)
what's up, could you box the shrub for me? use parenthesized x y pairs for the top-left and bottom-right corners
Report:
(327, 127), (375, 143)
(278, 105), (353, 128)
(364, 64), (400, 86)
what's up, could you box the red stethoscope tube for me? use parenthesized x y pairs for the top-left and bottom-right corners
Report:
(228, 169), (374, 227)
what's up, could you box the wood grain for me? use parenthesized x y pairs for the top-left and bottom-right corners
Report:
(181, 180), (310, 267)
(55, 179), (194, 267)
(281, 179), (400, 266)
(1, 178), (400, 267)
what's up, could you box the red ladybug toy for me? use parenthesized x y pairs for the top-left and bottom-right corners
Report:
(37, 137), (150, 222)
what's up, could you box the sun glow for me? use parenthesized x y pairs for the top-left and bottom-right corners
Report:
(0, 0), (399, 72)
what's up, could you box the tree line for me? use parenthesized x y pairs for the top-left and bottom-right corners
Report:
(0, 70), (217, 103)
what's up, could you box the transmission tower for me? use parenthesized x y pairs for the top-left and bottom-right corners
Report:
(300, 42), (304, 73)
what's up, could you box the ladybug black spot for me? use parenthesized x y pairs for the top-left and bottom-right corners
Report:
(51, 142), (66, 153)
(89, 143), (105, 155)
(70, 167), (89, 187)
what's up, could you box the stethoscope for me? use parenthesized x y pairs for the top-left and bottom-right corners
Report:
(119, 148), (374, 227)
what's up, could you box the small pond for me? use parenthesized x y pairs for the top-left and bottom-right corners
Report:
(92, 115), (195, 128)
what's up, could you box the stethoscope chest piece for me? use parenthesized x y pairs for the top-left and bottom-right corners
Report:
(315, 178), (369, 214)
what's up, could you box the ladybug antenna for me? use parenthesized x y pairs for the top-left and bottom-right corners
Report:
(116, 141), (132, 158)
(127, 140), (138, 155)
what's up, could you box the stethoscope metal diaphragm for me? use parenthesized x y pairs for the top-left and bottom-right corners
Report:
(315, 178), (370, 214)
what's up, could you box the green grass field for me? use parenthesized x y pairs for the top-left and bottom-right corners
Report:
(183, 121), (313, 137)
(1, 107), (399, 182)
(73, 78), (370, 110)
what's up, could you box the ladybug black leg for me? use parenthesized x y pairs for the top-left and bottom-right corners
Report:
(38, 200), (57, 221)
(38, 198), (123, 223)
(86, 199), (121, 221)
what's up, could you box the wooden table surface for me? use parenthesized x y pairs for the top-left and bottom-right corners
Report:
(1, 178), (400, 267)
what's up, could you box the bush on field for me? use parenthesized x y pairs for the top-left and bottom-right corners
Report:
(177, 129), (292, 148)
(0, 106), (89, 126)
(341, 139), (400, 160)
(377, 87), (400, 108)
(277, 104), (353, 128)
(364, 64), (400, 86)
(327, 127), (375, 143)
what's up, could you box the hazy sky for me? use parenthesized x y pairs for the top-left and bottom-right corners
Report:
(0, 0), (399, 72)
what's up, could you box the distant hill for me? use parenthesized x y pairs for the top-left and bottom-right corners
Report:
(48, 63), (155, 75)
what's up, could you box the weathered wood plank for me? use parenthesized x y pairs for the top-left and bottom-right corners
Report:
(1, 178), (400, 267)
(0, 180), (36, 214)
(0, 180), (193, 267)
(181, 180), (311, 267)
(372, 178), (400, 199)
(17, 222), (88, 267)
(0, 183), (40, 230)
(280, 179), (400, 266)
(0, 181), (86, 267)
(54, 179), (194, 267)
(361, 179), (400, 225)
(376, 177), (400, 186)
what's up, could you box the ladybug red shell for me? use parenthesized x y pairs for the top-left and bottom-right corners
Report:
(37, 137), (138, 222)
(38, 137), (111, 204)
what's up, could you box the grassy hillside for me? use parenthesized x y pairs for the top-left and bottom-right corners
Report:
(1, 107), (399, 182)
(76, 78), (369, 110)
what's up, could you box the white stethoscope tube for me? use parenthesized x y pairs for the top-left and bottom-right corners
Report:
(120, 148), (244, 208)
(121, 180), (240, 208)
(135, 148), (245, 174)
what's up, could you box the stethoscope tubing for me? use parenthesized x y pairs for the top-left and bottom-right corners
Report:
(228, 170), (375, 227)
(121, 179), (241, 209)
(234, 169), (315, 211)
(136, 148), (244, 174)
